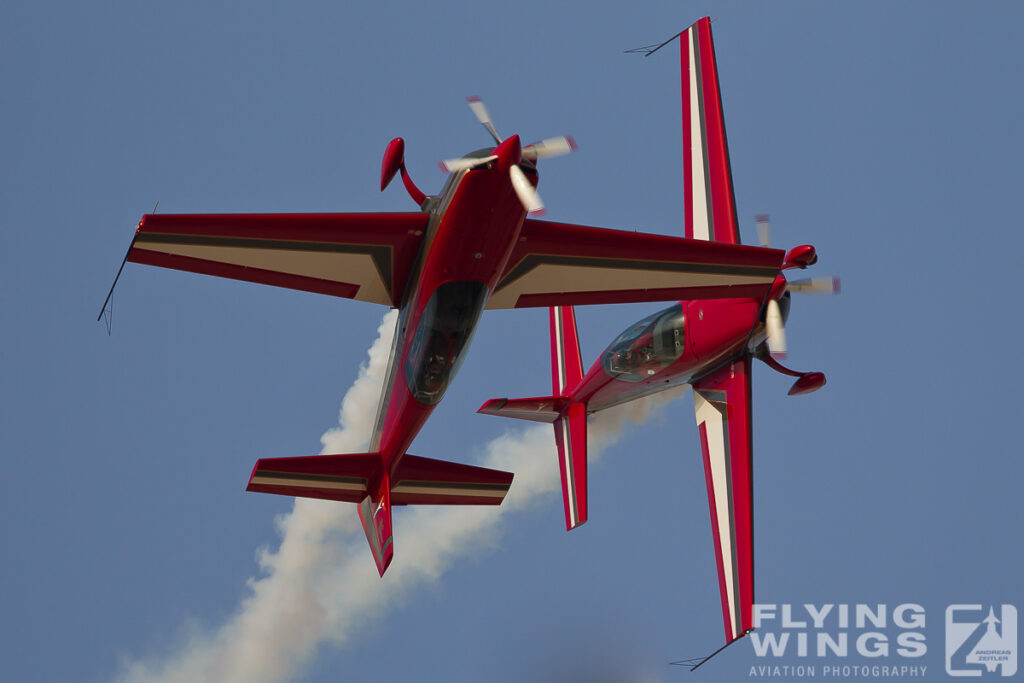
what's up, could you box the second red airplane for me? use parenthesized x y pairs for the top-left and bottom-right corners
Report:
(479, 17), (838, 665)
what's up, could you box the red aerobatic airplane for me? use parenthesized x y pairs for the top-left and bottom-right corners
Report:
(479, 18), (838, 665)
(101, 87), (787, 577)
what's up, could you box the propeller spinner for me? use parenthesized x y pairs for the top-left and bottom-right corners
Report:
(439, 96), (576, 215)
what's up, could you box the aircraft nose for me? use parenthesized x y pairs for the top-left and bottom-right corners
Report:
(494, 134), (522, 172)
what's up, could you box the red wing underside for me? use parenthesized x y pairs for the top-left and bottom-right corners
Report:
(126, 212), (429, 306)
(682, 17), (741, 244)
(692, 357), (754, 644)
(485, 219), (779, 309)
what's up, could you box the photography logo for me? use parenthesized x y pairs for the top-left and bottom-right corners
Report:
(946, 605), (1017, 676)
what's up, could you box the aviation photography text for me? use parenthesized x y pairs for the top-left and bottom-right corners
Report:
(747, 603), (928, 678)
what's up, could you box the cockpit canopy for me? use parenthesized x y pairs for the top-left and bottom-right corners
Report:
(405, 281), (488, 405)
(600, 303), (686, 383)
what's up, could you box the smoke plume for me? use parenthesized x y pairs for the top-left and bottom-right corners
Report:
(116, 310), (683, 683)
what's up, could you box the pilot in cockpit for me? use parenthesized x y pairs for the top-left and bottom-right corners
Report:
(609, 338), (656, 373)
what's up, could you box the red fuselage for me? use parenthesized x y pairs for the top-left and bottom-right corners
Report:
(369, 160), (532, 473)
(573, 297), (769, 413)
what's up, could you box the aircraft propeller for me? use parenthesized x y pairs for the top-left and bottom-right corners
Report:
(439, 96), (576, 215)
(754, 214), (840, 394)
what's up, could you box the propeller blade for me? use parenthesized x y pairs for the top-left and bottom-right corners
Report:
(438, 155), (497, 174)
(466, 96), (502, 145)
(787, 276), (841, 295)
(765, 298), (787, 359)
(522, 136), (578, 161)
(755, 214), (772, 248)
(509, 164), (545, 215)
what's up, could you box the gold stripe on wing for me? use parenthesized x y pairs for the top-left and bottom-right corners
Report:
(391, 481), (510, 498)
(488, 260), (774, 309)
(250, 472), (368, 492)
(134, 233), (394, 304)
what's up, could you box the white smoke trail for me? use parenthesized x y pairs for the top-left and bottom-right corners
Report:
(116, 310), (684, 683)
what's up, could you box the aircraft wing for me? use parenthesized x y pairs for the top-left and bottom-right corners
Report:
(485, 218), (782, 309)
(682, 16), (741, 244)
(124, 212), (429, 306)
(692, 356), (755, 645)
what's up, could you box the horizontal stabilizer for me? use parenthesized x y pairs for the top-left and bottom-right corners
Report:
(477, 396), (567, 423)
(247, 453), (378, 503)
(247, 452), (513, 506)
(391, 454), (513, 505)
(248, 451), (512, 577)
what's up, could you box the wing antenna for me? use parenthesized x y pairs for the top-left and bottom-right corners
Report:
(97, 203), (158, 331)
(97, 239), (134, 333)
(623, 30), (682, 57)
(669, 630), (751, 671)
(624, 17), (719, 57)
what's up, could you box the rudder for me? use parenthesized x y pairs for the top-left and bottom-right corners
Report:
(554, 402), (588, 529)
(551, 305), (588, 529)
(358, 471), (394, 577)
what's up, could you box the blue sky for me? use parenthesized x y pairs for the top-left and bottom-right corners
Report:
(3, 1), (1022, 681)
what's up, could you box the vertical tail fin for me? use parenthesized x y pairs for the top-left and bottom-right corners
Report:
(554, 401), (588, 529)
(550, 306), (588, 529)
(358, 469), (394, 577)
(550, 306), (584, 395)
